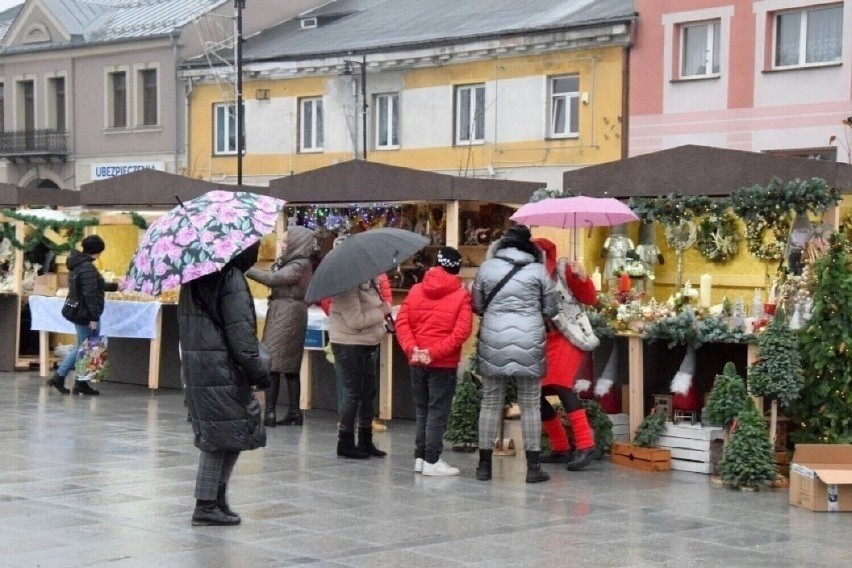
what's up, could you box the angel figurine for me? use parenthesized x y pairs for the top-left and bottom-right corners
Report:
(601, 224), (635, 292)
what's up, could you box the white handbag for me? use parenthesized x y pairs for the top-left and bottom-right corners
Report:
(550, 260), (600, 352)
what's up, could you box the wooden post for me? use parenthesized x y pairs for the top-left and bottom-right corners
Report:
(746, 343), (762, 412)
(378, 333), (393, 420)
(147, 307), (162, 389)
(39, 331), (49, 377)
(445, 200), (460, 247)
(299, 350), (312, 410)
(627, 334), (645, 438)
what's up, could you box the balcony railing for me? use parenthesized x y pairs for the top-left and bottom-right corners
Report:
(0, 130), (68, 161)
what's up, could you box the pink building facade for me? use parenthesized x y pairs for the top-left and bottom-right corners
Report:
(630, 0), (852, 163)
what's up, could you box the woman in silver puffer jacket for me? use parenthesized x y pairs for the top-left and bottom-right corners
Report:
(472, 225), (558, 483)
(246, 225), (314, 426)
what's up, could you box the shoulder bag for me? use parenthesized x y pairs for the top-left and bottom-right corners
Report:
(61, 270), (91, 324)
(477, 261), (523, 340)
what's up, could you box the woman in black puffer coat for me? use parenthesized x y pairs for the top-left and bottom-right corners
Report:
(178, 242), (270, 526)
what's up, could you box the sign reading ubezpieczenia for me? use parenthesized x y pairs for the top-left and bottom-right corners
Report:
(91, 161), (165, 181)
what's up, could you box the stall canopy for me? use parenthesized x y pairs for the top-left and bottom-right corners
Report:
(269, 160), (541, 204)
(0, 183), (80, 208)
(79, 169), (274, 208)
(562, 145), (852, 198)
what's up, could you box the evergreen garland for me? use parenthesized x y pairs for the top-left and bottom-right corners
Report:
(791, 233), (852, 443)
(445, 357), (482, 450)
(588, 310), (617, 338)
(645, 308), (702, 349)
(719, 399), (777, 488)
(748, 308), (805, 407)
(0, 209), (99, 255)
(629, 193), (713, 226)
(632, 408), (666, 447)
(706, 362), (749, 430)
(529, 187), (574, 202)
(128, 211), (149, 230)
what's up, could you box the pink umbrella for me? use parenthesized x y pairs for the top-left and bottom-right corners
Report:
(510, 196), (638, 257)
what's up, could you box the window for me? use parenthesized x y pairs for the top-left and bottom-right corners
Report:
(299, 97), (323, 152)
(454, 84), (485, 144)
(549, 75), (579, 137)
(213, 103), (238, 155)
(775, 4), (843, 67)
(108, 71), (127, 128)
(138, 69), (158, 126)
(48, 77), (65, 131)
(375, 93), (399, 149)
(681, 21), (721, 77)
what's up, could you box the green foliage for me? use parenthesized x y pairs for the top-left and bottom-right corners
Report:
(791, 233), (852, 443)
(529, 187), (575, 202)
(128, 211), (148, 230)
(645, 308), (702, 349)
(698, 317), (758, 345)
(706, 362), (749, 430)
(748, 309), (804, 407)
(719, 399), (777, 488)
(503, 376), (518, 407)
(632, 409), (666, 448)
(628, 193), (712, 226)
(1, 210), (100, 255)
(540, 399), (614, 456)
(588, 310), (617, 338)
(445, 360), (482, 448)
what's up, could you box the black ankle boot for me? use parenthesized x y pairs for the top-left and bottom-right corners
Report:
(476, 449), (493, 481)
(264, 373), (280, 427)
(277, 410), (303, 426)
(72, 381), (99, 396)
(357, 427), (387, 457)
(525, 451), (550, 483)
(191, 499), (240, 526)
(337, 430), (369, 459)
(565, 446), (601, 471)
(216, 483), (239, 521)
(540, 449), (574, 464)
(277, 374), (303, 425)
(47, 372), (70, 394)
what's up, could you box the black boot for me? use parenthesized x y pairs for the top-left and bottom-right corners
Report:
(277, 374), (303, 425)
(264, 373), (280, 427)
(47, 372), (70, 394)
(540, 450), (574, 464)
(476, 449), (493, 481)
(72, 381), (99, 396)
(191, 499), (240, 526)
(216, 483), (240, 521)
(525, 451), (550, 483)
(337, 430), (369, 459)
(565, 446), (601, 471)
(357, 427), (387, 457)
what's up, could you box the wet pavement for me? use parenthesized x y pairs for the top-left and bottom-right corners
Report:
(1, 371), (850, 567)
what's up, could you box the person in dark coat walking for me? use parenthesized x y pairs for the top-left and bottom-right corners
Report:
(246, 225), (314, 426)
(48, 235), (116, 396)
(178, 242), (270, 526)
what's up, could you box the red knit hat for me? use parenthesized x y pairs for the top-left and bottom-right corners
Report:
(531, 237), (556, 276)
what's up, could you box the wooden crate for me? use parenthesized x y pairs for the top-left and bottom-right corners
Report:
(611, 442), (671, 471)
(656, 422), (725, 474)
(608, 413), (630, 442)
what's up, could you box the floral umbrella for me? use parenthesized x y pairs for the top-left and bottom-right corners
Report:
(124, 190), (285, 296)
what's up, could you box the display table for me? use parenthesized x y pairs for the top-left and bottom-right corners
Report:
(28, 296), (180, 389)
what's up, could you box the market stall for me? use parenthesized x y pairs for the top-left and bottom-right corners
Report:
(0, 185), (81, 372)
(558, 145), (852, 448)
(269, 160), (541, 419)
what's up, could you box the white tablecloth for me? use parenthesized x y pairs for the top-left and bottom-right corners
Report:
(253, 300), (329, 330)
(28, 296), (162, 339)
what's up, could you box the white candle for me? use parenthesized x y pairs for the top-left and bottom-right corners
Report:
(699, 274), (712, 308)
(591, 267), (602, 292)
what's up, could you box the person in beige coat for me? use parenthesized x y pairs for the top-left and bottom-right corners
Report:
(246, 225), (314, 427)
(329, 278), (391, 459)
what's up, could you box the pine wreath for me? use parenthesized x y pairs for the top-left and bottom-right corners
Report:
(697, 209), (740, 263)
(744, 216), (789, 261)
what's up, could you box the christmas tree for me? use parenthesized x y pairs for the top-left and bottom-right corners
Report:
(719, 399), (777, 489)
(748, 308), (804, 445)
(706, 362), (748, 440)
(445, 358), (482, 451)
(632, 408), (666, 447)
(792, 233), (852, 443)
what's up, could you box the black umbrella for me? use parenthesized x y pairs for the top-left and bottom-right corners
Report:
(305, 228), (430, 303)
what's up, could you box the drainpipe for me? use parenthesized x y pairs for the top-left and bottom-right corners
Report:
(621, 45), (630, 159)
(172, 30), (181, 174)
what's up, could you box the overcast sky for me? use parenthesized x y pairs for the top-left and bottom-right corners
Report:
(0, 1), (22, 13)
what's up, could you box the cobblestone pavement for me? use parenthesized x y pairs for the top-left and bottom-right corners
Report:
(1, 372), (849, 567)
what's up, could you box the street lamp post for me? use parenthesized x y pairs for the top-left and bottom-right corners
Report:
(343, 56), (368, 160)
(235, 0), (245, 184)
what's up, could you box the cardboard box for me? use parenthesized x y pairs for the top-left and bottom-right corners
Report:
(31, 274), (57, 296)
(789, 444), (852, 512)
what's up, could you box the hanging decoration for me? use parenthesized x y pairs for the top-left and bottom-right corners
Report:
(628, 193), (712, 226)
(529, 187), (574, 202)
(128, 211), (148, 230)
(285, 203), (403, 233)
(730, 177), (838, 262)
(696, 203), (740, 263)
(0, 210), (99, 255)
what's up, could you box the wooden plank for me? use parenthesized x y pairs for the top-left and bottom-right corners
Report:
(663, 422), (725, 441)
(657, 435), (714, 451)
(627, 335), (644, 438)
(612, 442), (671, 462)
(39, 330), (49, 377)
(299, 351), (312, 410)
(611, 452), (671, 471)
(446, 200), (460, 247)
(147, 309), (162, 389)
(378, 334), (393, 420)
(607, 413), (629, 426)
(668, 447), (712, 462)
(671, 459), (714, 474)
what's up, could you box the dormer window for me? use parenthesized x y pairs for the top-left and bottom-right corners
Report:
(23, 23), (51, 44)
(300, 17), (317, 30)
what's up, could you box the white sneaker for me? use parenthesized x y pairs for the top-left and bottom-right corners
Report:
(415, 458), (424, 473)
(422, 459), (460, 476)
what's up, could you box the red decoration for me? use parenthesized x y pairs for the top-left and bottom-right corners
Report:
(619, 272), (631, 293)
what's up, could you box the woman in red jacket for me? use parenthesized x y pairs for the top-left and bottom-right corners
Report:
(532, 238), (600, 471)
(396, 247), (473, 476)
